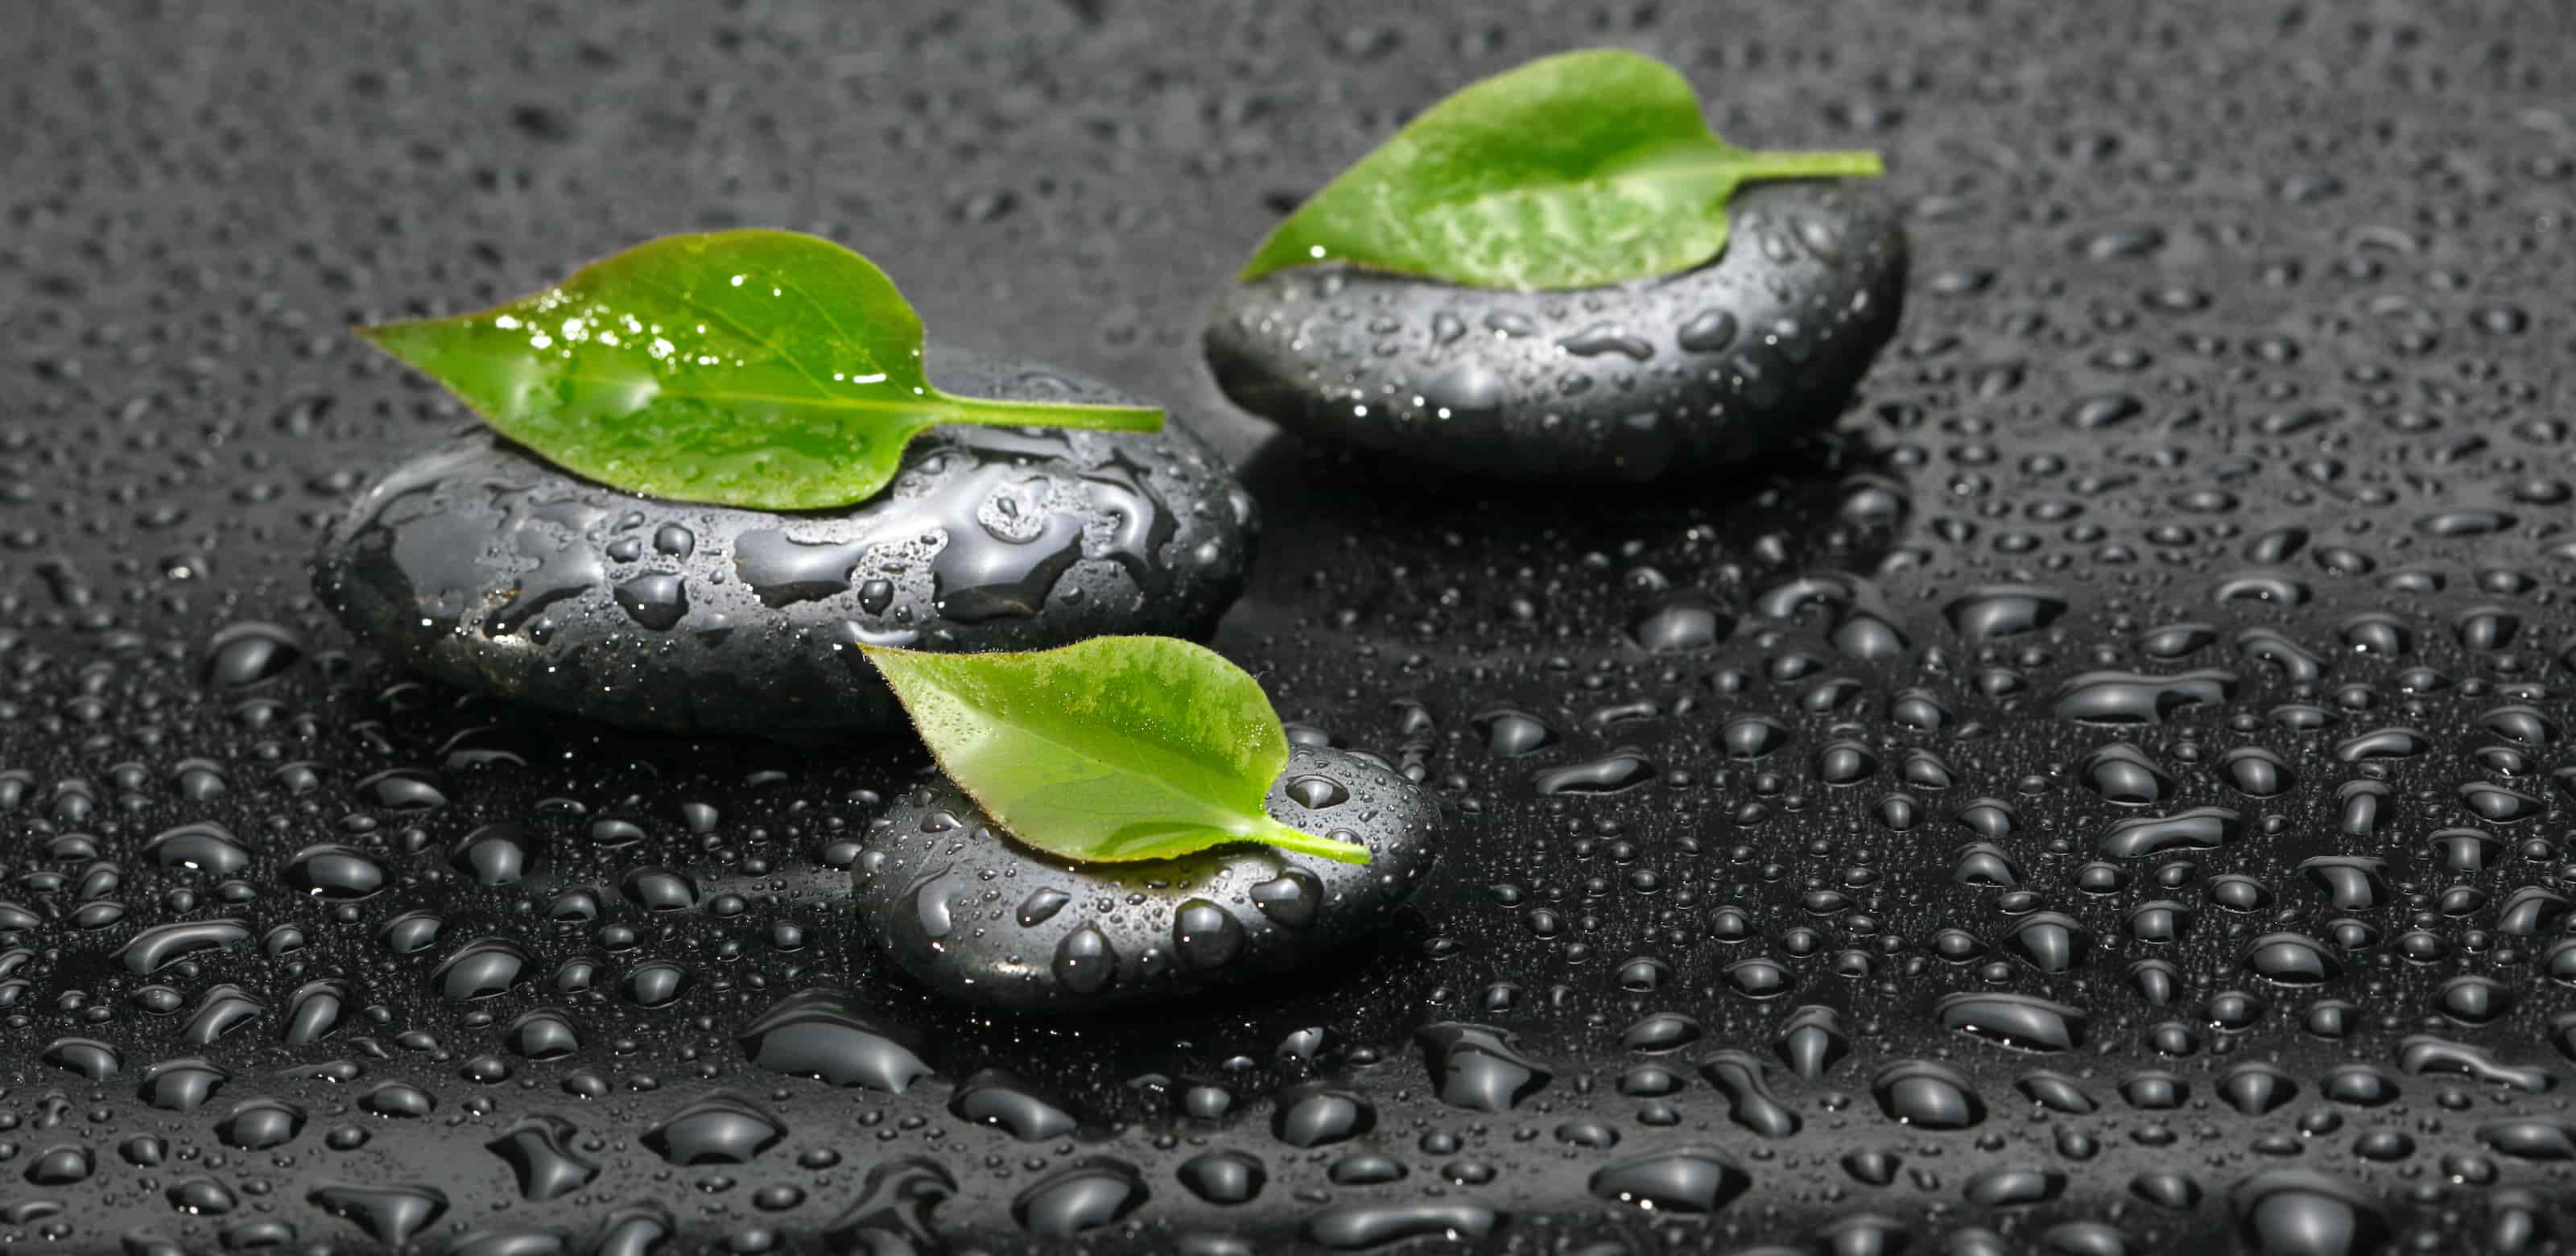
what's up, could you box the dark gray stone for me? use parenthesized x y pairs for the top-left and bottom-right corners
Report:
(312, 347), (1257, 735)
(852, 746), (1439, 1012)
(1203, 182), (1906, 481)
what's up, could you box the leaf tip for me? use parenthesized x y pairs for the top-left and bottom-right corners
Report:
(349, 319), (440, 378)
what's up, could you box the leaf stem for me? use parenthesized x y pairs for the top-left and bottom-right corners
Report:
(941, 395), (1167, 434)
(1733, 148), (1887, 182)
(1253, 820), (1374, 866)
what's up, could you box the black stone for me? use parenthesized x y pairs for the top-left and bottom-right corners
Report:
(312, 347), (1257, 734)
(852, 746), (1438, 1011)
(1204, 183), (1905, 481)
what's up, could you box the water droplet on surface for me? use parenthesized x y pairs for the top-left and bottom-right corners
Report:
(642, 1093), (786, 1164)
(1417, 1022), (1551, 1112)
(202, 621), (303, 686)
(1051, 926), (1119, 995)
(2243, 933), (2343, 985)
(1172, 899), (1247, 970)
(217, 1097), (308, 1150)
(1588, 1147), (1750, 1214)
(1531, 751), (1655, 795)
(1632, 603), (1731, 652)
(2228, 1170), (2389, 1256)
(486, 1113), (601, 1201)
(1271, 1083), (1376, 1148)
(1473, 709), (1557, 757)
(1944, 585), (2067, 638)
(1938, 993), (2090, 1051)
(1011, 1159), (1146, 1238)
(431, 938), (535, 1002)
(737, 990), (936, 1093)
(823, 1159), (956, 1256)
(281, 843), (389, 899)
(308, 1182), (450, 1246)
(1304, 1204), (1503, 1251)
(1872, 1060), (1987, 1128)
(950, 1069), (1080, 1142)
(141, 821), (252, 875)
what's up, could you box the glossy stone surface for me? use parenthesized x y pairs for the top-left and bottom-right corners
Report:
(852, 746), (1439, 1010)
(313, 347), (1257, 734)
(1205, 183), (1905, 480)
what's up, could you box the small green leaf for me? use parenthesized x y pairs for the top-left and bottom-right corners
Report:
(861, 637), (1372, 866)
(359, 230), (1163, 510)
(1241, 48), (1885, 291)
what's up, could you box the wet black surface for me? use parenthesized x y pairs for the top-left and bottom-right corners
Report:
(7, 1), (2576, 1253)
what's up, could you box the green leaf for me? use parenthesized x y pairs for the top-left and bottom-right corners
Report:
(1241, 48), (1885, 291)
(358, 230), (1163, 510)
(861, 637), (1372, 866)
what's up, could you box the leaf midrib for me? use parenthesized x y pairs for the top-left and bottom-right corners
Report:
(621, 268), (849, 397)
(1406, 142), (1740, 224)
(941, 698), (1278, 845)
(408, 342), (1141, 422)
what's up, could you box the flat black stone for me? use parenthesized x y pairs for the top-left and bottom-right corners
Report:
(1205, 183), (1905, 480)
(852, 746), (1439, 1011)
(312, 347), (1257, 734)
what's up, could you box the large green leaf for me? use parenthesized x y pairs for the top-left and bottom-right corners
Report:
(359, 230), (1162, 510)
(861, 637), (1371, 866)
(1241, 49), (1884, 291)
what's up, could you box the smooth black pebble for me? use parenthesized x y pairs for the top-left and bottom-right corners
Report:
(1204, 182), (1905, 481)
(850, 746), (1439, 1011)
(312, 346), (1257, 734)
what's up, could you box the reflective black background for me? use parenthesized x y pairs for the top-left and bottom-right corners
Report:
(6, 2), (2576, 1252)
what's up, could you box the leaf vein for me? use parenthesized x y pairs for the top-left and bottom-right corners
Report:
(619, 270), (844, 399)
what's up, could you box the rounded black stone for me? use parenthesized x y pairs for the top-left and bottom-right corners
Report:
(1203, 182), (1905, 481)
(851, 746), (1439, 1011)
(312, 346), (1258, 734)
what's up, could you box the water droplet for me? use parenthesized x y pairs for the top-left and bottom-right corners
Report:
(1416, 1022), (1550, 1112)
(217, 1097), (307, 1150)
(951, 1069), (1080, 1141)
(1271, 1083), (1375, 1148)
(1938, 993), (2090, 1051)
(1589, 1147), (1750, 1214)
(1178, 1151), (1265, 1204)
(642, 1093), (786, 1165)
(202, 621), (303, 686)
(308, 1182), (450, 1246)
(737, 990), (936, 1093)
(281, 843), (389, 899)
(1011, 1159), (1146, 1237)
(2227, 1170), (2389, 1256)
(485, 1114), (601, 1200)
(1872, 1060), (1987, 1128)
